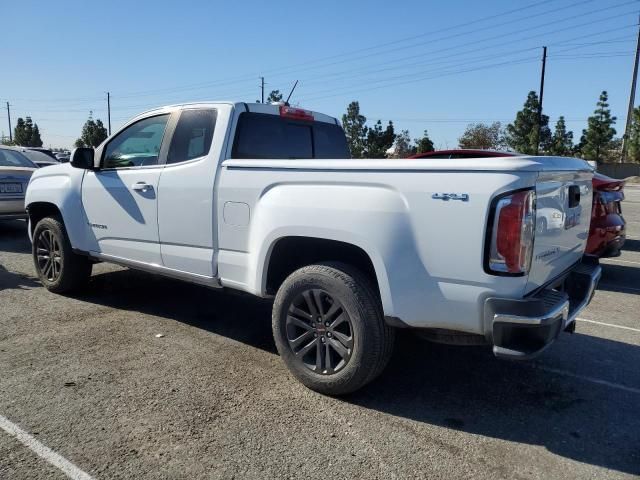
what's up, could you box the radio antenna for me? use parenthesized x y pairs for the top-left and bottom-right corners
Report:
(285, 80), (299, 105)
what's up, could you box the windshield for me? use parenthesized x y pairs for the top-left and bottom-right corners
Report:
(0, 149), (37, 168)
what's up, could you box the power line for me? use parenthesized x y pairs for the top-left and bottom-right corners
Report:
(288, 10), (638, 100)
(106, 0), (563, 101)
(1, 0), (601, 105)
(296, 15), (638, 103)
(261, 0), (628, 84)
(293, 25), (637, 94)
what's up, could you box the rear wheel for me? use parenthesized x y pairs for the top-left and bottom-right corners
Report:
(272, 262), (394, 395)
(32, 216), (92, 293)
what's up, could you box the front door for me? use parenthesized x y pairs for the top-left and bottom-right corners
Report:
(81, 113), (171, 265)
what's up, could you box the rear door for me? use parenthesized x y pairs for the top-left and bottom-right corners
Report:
(526, 170), (593, 292)
(157, 106), (226, 277)
(81, 113), (173, 265)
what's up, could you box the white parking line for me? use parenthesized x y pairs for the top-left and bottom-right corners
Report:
(577, 317), (640, 333)
(603, 258), (640, 266)
(534, 366), (640, 395)
(0, 414), (94, 480)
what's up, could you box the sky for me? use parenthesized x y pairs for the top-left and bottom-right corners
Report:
(2, 0), (639, 149)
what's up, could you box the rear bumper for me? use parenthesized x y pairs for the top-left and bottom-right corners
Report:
(486, 257), (601, 360)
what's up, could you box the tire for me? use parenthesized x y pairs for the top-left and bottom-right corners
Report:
(272, 262), (394, 395)
(32, 215), (92, 293)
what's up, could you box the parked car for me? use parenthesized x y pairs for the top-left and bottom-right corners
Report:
(0, 146), (38, 220)
(25, 102), (600, 395)
(17, 147), (59, 168)
(409, 149), (626, 257)
(23, 147), (58, 161)
(55, 152), (70, 162)
(587, 173), (626, 257)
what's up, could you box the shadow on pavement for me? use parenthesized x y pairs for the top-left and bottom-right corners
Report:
(77, 267), (639, 475)
(0, 264), (40, 292)
(597, 262), (640, 295)
(83, 268), (276, 353)
(0, 220), (31, 254)
(622, 238), (640, 253)
(349, 331), (639, 476)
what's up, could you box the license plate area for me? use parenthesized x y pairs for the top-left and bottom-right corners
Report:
(0, 183), (23, 194)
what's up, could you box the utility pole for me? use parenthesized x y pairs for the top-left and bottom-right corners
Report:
(536, 46), (547, 156)
(260, 77), (265, 103)
(621, 16), (640, 163)
(6, 102), (12, 142)
(106, 92), (112, 135)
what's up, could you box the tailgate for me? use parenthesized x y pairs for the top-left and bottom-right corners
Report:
(526, 170), (593, 293)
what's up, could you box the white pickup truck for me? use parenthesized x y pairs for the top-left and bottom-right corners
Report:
(25, 102), (601, 395)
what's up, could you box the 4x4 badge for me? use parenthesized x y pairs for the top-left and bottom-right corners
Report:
(432, 193), (469, 201)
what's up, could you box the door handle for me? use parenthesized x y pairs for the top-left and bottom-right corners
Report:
(131, 182), (152, 192)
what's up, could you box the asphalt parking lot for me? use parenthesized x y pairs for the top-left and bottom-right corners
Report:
(1, 187), (639, 479)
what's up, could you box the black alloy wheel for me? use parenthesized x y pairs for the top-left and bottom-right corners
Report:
(285, 288), (354, 375)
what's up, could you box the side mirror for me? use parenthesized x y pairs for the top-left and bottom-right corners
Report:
(70, 147), (95, 170)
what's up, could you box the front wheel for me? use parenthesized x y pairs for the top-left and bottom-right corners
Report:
(32, 216), (92, 293)
(272, 262), (394, 395)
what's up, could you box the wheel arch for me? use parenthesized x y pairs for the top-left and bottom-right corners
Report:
(25, 169), (92, 251)
(27, 202), (62, 237)
(261, 235), (393, 314)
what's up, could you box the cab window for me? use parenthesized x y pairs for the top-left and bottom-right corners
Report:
(103, 114), (170, 169)
(167, 109), (217, 164)
(231, 112), (349, 159)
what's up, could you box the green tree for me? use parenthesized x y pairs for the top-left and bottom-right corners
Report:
(13, 116), (42, 147)
(580, 91), (617, 164)
(265, 90), (283, 103)
(364, 120), (395, 158)
(13, 118), (28, 146)
(414, 130), (434, 154)
(458, 122), (503, 150)
(390, 130), (415, 158)
(30, 124), (43, 147)
(504, 91), (551, 154)
(602, 137), (622, 163)
(75, 112), (108, 148)
(342, 101), (367, 158)
(626, 106), (640, 162)
(548, 116), (573, 156)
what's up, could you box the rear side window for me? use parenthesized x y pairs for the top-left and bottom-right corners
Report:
(167, 109), (217, 164)
(231, 112), (349, 159)
(313, 122), (350, 159)
(0, 149), (36, 168)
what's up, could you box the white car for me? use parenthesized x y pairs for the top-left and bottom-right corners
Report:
(25, 102), (600, 394)
(536, 197), (566, 233)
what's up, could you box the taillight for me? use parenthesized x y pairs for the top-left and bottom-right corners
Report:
(487, 189), (536, 275)
(279, 105), (314, 121)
